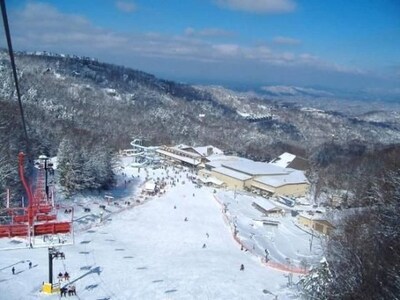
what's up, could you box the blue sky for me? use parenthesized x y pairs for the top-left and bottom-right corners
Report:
(3, 0), (400, 98)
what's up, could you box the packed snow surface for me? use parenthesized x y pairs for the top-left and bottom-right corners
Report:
(0, 157), (304, 299)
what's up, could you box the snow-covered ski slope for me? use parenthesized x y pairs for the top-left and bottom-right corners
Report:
(0, 159), (300, 299)
(216, 191), (323, 270)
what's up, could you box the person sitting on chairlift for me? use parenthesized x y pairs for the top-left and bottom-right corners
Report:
(64, 271), (70, 281)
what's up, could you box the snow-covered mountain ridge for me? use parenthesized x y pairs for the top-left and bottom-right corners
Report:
(0, 50), (399, 160)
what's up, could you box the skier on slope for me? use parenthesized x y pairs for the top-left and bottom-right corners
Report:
(265, 249), (270, 261)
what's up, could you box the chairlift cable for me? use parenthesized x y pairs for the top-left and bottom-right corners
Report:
(0, 0), (31, 155)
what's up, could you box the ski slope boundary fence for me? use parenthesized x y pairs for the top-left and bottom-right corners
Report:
(213, 195), (308, 275)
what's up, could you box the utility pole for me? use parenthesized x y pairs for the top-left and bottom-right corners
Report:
(39, 155), (49, 201)
(48, 248), (54, 285)
(45, 158), (49, 200)
(6, 188), (9, 208)
(310, 229), (314, 252)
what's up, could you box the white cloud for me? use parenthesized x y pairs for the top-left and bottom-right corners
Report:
(184, 27), (234, 38)
(15, 2), (90, 31)
(215, 0), (296, 13)
(9, 2), (366, 82)
(116, 1), (136, 13)
(212, 44), (241, 55)
(273, 36), (301, 45)
(184, 27), (196, 36)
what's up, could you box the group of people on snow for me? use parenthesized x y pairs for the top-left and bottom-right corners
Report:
(60, 285), (76, 297)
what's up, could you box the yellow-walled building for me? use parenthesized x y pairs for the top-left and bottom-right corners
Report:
(211, 167), (253, 189)
(208, 158), (309, 197)
(298, 214), (335, 235)
(157, 145), (310, 198)
(251, 173), (309, 197)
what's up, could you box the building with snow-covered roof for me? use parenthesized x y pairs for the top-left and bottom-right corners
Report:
(211, 166), (253, 189)
(157, 145), (309, 197)
(270, 152), (309, 171)
(207, 155), (309, 197)
(298, 213), (335, 235)
(144, 180), (156, 194)
(269, 152), (296, 168)
(191, 145), (223, 157)
(222, 160), (288, 176)
(156, 145), (223, 167)
(204, 155), (245, 169)
(156, 146), (202, 166)
(251, 198), (284, 216)
(251, 169), (309, 196)
(198, 176), (225, 187)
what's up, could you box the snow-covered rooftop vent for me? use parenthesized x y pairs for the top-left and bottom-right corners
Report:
(193, 145), (223, 157)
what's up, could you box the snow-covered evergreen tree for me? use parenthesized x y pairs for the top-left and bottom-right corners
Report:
(58, 137), (83, 195)
(299, 257), (332, 299)
(57, 135), (115, 195)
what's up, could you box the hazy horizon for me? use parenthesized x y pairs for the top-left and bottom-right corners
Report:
(2, 0), (399, 101)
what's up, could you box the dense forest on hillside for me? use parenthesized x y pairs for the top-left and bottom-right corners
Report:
(303, 143), (400, 299)
(301, 167), (400, 299)
(0, 98), (114, 199)
(1, 51), (399, 160)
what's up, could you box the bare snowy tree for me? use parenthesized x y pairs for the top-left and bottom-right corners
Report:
(301, 169), (400, 299)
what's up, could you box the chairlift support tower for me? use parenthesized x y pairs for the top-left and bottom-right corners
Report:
(0, 153), (74, 294)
